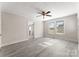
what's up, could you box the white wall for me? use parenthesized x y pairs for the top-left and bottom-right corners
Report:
(2, 12), (28, 47)
(34, 21), (43, 39)
(75, 3), (79, 56)
(64, 14), (77, 42)
(0, 5), (1, 48)
(44, 14), (77, 42)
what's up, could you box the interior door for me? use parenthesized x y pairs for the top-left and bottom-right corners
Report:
(28, 24), (34, 39)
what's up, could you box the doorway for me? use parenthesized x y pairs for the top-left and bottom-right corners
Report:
(28, 24), (34, 39)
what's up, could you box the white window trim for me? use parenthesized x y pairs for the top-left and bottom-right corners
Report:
(47, 20), (64, 35)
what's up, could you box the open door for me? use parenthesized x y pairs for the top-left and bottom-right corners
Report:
(28, 24), (34, 39)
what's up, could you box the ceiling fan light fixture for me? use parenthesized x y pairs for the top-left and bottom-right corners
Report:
(36, 9), (52, 19)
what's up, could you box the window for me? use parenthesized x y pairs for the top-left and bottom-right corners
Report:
(56, 21), (64, 34)
(48, 22), (55, 34)
(48, 20), (64, 34)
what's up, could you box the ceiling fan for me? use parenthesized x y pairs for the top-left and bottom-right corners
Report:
(36, 10), (52, 19)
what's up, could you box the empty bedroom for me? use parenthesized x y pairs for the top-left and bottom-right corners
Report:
(0, 2), (79, 57)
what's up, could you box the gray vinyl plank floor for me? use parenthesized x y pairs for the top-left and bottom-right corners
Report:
(0, 38), (78, 57)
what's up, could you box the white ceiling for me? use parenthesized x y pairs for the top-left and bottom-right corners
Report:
(1, 2), (78, 22)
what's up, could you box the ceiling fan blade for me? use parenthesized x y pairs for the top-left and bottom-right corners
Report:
(46, 11), (51, 14)
(46, 15), (52, 17)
